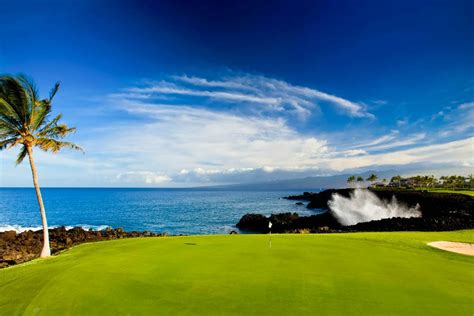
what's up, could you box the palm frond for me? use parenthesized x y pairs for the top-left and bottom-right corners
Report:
(0, 131), (17, 140)
(0, 137), (18, 151)
(36, 138), (83, 153)
(38, 124), (76, 139)
(0, 97), (23, 124)
(0, 76), (29, 124)
(0, 116), (22, 133)
(16, 145), (28, 164)
(48, 82), (60, 102)
(30, 100), (52, 131)
(17, 74), (39, 104)
(0, 120), (20, 134)
(17, 75), (53, 131)
(37, 114), (62, 134)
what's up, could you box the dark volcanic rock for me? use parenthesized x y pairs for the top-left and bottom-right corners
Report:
(285, 192), (317, 201)
(0, 230), (16, 241)
(305, 189), (353, 209)
(237, 214), (269, 232)
(285, 189), (353, 209)
(237, 212), (341, 233)
(239, 189), (474, 233)
(0, 227), (162, 268)
(367, 190), (474, 219)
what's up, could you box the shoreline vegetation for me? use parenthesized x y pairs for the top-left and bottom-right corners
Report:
(348, 173), (474, 192)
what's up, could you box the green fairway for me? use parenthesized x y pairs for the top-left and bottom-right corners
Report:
(427, 189), (474, 197)
(1, 231), (473, 315)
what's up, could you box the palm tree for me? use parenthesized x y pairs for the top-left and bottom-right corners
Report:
(414, 175), (423, 190)
(440, 176), (447, 189)
(366, 173), (378, 184)
(0, 75), (82, 257)
(456, 175), (466, 189)
(347, 175), (355, 188)
(427, 175), (437, 188)
(448, 175), (457, 190)
(391, 175), (402, 188)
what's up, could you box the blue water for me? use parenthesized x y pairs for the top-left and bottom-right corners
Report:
(0, 188), (322, 234)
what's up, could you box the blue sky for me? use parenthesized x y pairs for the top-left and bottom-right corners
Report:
(0, 0), (473, 187)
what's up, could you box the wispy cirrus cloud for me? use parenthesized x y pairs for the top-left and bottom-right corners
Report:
(326, 137), (474, 171)
(343, 130), (427, 153)
(119, 73), (374, 119)
(356, 132), (426, 152)
(438, 102), (474, 137)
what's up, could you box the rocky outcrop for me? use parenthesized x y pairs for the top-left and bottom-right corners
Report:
(0, 227), (162, 268)
(238, 189), (474, 233)
(237, 212), (341, 233)
(286, 189), (353, 209)
(286, 189), (474, 216)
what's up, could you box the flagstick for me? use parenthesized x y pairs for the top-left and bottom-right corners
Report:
(268, 221), (272, 249)
(269, 230), (272, 248)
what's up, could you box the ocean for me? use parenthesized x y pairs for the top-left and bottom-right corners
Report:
(0, 188), (323, 235)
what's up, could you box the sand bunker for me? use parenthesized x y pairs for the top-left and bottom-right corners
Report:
(427, 241), (474, 256)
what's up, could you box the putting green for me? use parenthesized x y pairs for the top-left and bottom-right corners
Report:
(1, 231), (473, 315)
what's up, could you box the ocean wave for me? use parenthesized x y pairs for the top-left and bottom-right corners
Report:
(0, 224), (111, 233)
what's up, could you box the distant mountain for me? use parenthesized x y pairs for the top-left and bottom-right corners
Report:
(196, 170), (397, 191)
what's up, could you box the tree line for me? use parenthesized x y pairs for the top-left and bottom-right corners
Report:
(347, 174), (474, 190)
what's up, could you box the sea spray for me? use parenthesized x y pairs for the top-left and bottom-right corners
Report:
(0, 224), (110, 233)
(328, 189), (421, 225)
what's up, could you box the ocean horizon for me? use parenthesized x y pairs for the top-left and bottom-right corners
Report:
(0, 188), (323, 235)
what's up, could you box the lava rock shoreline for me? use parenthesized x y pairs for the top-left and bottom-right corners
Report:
(0, 227), (163, 268)
(237, 189), (474, 233)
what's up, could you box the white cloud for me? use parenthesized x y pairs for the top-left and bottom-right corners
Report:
(342, 149), (368, 156)
(344, 130), (427, 152)
(129, 86), (281, 106)
(173, 75), (251, 90)
(458, 102), (474, 110)
(326, 137), (474, 171)
(397, 118), (408, 126)
(354, 131), (399, 148)
(99, 100), (470, 184)
(121, 73), (374, 119)
(116, 171), (171, 184)
(2, 72), (471, 187)
(111, 102), (330, 173)
(438, 101), (474, 137)
(363, 133), (426, 151)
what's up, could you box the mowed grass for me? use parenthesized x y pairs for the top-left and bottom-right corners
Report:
(427, 189), (474, 197)
(1, 231), (473, 315)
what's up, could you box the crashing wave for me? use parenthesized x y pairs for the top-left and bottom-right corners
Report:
(328, 189), (421, 226)
(0, 224), (110, 233)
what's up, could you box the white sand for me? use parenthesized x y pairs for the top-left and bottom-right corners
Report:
(427, 241), (474, 256)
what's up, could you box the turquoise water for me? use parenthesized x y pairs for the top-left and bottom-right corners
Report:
(0, 188), (322, 234)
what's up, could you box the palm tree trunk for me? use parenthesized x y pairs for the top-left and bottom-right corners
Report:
(26, 145), (51, 257)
